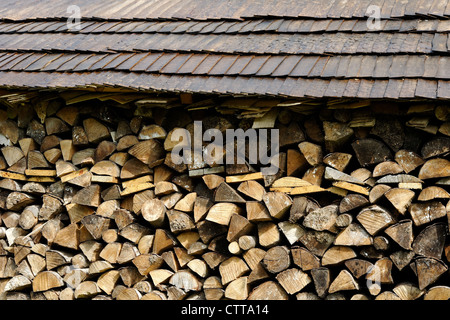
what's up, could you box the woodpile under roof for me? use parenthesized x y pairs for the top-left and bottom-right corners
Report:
(0, 90), (448, 300)
(0, 0), (449, 302)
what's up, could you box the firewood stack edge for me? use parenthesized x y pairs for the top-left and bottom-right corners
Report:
(0, 93), (449, 300)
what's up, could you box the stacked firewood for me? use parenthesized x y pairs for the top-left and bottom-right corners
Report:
(0, 93), (449, 300)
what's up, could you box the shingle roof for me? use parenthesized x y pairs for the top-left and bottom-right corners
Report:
(0, 0), (449, 99)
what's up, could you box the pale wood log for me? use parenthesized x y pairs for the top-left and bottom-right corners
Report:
(298, 141), (322, 166)
(206, 203), (242, 226)
(242, 247), (265, 272)
(237, 180), (266, 201)
(276, 268), (311, 295)
(257, 222), (280, 248)
(246, 201), (272, 222)
(418, 158), (450, 180)
(91, 160), (120, 177)
(248, 281), (288, 300)
(219, 256), (249, 285)
(323, 152), (352, 172)
(166, 209), (195, 234)
(238, 235), (257, 251)
(43, 148), (61, 164)
(32, 271), (64, 292)
(291, 247), (320, 271)
(391, 283), (423, 300)
(27, 150), (49, 170)
(53, 223), (80, 250)
(356, 205), (396, 235)
(141, 199), (166, 227)
(325, 166), (364, 185)
(278, 221), (305, 245)
(384, 188), (415, 214)
(334, 223), (373, 246)
(418, 186), (450, 201)
(369, 184), (391, 203)
(1, 146), (24, 167)
(120, 158), (151, 180)
(262, 192), (292, 219)
(174, 192), (197, 212)
(96, 200), (120, 218)
(328, 270), (359, 294)
(322, 246), (356, 266)
(128, 139), (165, 167)
(335, 214), (354, 228)
(203, 276), (224, 300)
(373, 161), (404, 177)
(79, 241), (103, 262)
(97, 270), (120, 295)
(408, 201), (446, 226)
(332, 181), (369, 196)
(152, 229), (177, 255)
(18, 138), (37, 157)
(22, 182), (45, 195)
(72, 148), (95, 167)
(74, 281), (101, 299)
(6, 192), (35, 211)
(424, 286), (450, 300)
(224, 276), (249, 300)
(202, 174), (224, 190)
(384, 220), (414, 250)
(81, 215), (111, 240)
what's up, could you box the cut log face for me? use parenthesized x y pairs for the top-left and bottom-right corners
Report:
(384, 188), (415, 214)
(356, 205), (396, 236)
(303, 205), (338, 232)
(323, 152), (352, 172)
(415, 257), (448, 290)
(298, 142), (323, 166)
(384, 220), (414, 250)
(418, 158), (450, 180)
(412, 223), (446, 260)
(408, 201), (446, 226)
(262, 192), (292, 219)
(339, 194), (369, 213)
(328, 270), (359, 294)
(395, 150), (424, 174)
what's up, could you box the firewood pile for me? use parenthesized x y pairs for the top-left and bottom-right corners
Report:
(0, 92), (449, 300)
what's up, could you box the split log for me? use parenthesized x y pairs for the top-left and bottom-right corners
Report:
(356, 205), (396, 235)
(351, 138), (392, 167)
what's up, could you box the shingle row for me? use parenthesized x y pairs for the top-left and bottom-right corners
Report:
(0, 71), (447, 99)
(0, 18), (449, 35)
(0, 51), (449, 80)
(0, 32), (448, 54)
(0, 0), (449, 20)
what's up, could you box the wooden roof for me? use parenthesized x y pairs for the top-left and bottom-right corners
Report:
(0, 0), (449, 99)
